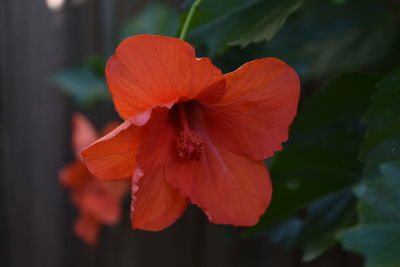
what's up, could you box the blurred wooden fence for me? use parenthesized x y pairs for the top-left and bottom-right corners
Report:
(0, 0), (363, 266)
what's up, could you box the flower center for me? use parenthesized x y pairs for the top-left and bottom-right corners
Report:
(176, 104), (204, 161)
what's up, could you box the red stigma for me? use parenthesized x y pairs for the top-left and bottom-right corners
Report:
(176, 131), (204, 161)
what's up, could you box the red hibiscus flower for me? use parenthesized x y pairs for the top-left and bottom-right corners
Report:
(59, 113), (129, 245)
(81, 35), (300, 231)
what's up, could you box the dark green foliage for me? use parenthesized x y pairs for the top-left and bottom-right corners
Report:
(217, 0), (398, 80)
(54, 60), (109, 107)
(119, 1), (179, 40)
(360, 67), (400, 180)
(339, 68), (400, 266)
(266, 190), (356, 261)
(340, 161), (400, 267)
(181, 0), (303, 56)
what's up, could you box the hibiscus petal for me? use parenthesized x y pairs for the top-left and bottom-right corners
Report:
(99, 179), (130, 201)
(101, 121), (121, 136)
(80, 187), (121, 225)
(74, 214), (101, 245)
(81, 110), (151, 180)
(59, 161), (91, 188)
(130, 108), (189, 231)
(204, 58), (300, 160)
(106, 35), (225, 119)
(166, 135), (272, 226)
(72, 113), (98, 159)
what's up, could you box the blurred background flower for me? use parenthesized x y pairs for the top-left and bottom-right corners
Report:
(59, 113), (129, 245)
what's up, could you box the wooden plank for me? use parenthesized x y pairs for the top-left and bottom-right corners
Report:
(0, 0), (93, 266)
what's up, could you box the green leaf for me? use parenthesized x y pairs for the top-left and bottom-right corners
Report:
(339, 67), (400, 266)
(299, 190), (356, 261)
(250, 73), (381, 232)
(83, 55), (107, 77)
(360, 67), (400, 180)
(331, 0), (347, 4)
(119, 1), (179, 40)
(54, 67), (109, 107)
(340, 160), (400, 267)
(181, 0), (303, 56)
(264, 190), (356, 261)
(235, 0), (398, 80)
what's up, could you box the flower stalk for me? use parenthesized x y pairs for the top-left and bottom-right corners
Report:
(179, 0), (202, 40)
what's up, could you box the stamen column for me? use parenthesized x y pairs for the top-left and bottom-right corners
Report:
(176, 104), (204, 161)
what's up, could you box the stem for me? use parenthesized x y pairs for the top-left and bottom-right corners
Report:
(179, 0), (202, 40)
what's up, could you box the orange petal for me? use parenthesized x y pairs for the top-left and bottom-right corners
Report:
(80, 186), (121, 225)
(106, 35), (225, 119)
(81, 110), (151, 179)
(59, 161), (92, 189)
(101, 121), (121, 136)
(166, 134), (272, 226)
(130, 108), (189, 231)
(72, 113), (98, 159)
(99, 179), (130, 201)
(74, 213), (101, 245)
(205, 58), (300, 160)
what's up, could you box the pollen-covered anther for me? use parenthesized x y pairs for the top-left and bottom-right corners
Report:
(176, 131), (204, 161)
